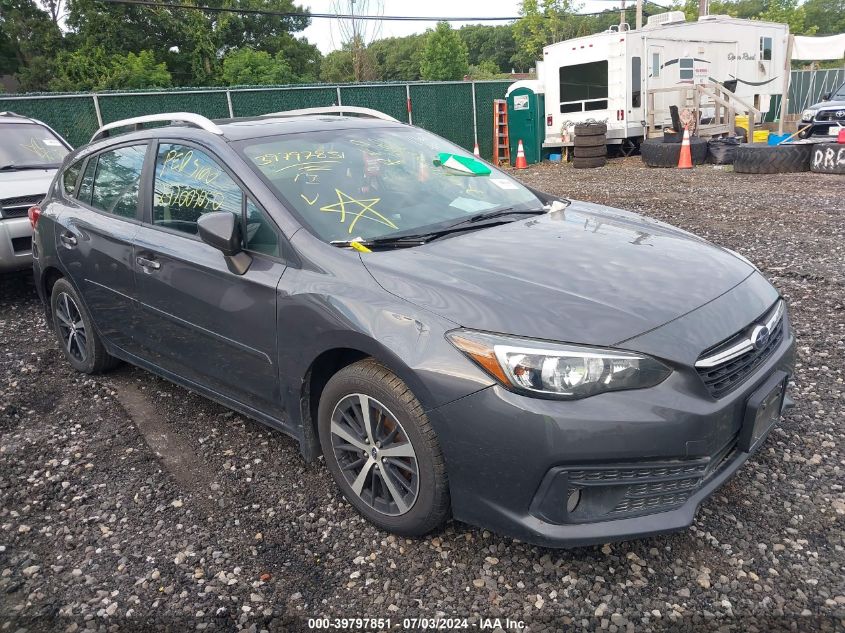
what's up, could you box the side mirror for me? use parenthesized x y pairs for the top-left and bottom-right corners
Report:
(197, 212), (252, 275)
(822, 92), (831, 101)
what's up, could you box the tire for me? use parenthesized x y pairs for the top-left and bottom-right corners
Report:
(317, 359), (450, 536)
(573, 145), (607, 158)
(50, 278), (119, 374)
(573, 134), (606, 148)
(574, 122), (607, 136)
(573, 156), (607, 169)
(733, 143), (813, 174)
(640, 137), (708, 167)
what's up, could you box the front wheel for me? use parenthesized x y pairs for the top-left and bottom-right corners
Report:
(317, 359), (450, 536)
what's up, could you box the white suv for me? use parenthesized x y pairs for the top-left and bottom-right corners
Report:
(0, 112), (72, 273)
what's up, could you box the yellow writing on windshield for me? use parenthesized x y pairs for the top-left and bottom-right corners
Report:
(20, 138), (64, 161)
(253, 150), (345, 166)
(319, 189), (398, 234)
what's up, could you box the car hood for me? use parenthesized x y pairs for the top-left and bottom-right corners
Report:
(810, 98), (845, 110)
(0, 169), (56, 200)
(362, 201), (754, 346)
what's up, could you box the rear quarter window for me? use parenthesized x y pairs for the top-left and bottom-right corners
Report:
(62, 160), (83, 196)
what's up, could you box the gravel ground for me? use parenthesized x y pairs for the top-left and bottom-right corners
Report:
(1, 158), (844, 633)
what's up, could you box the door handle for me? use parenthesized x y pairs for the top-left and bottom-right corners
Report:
(136, 255), (161, 271)
(60, 232), (77, 247)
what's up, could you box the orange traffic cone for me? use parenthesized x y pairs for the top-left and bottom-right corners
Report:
(515, 139), (528, 169)
(678, 127), (693, 169)
(473, 142), (481, 157)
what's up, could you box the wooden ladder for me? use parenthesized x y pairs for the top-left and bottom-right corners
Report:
(493, 99), (510, 166)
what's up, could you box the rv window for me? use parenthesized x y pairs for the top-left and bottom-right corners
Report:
(679, 58), (694, 81)
(652, 52), (660, 78)
(559, 60), (608, 110)
(760, 37), (772, 61)
(632, 57), (641, 108)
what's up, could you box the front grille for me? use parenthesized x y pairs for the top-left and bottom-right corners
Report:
(0, 195), (42, 219)
(567, 461), (708, 483)
(696, 313), (785, 399)
(816, 110), (845, 122)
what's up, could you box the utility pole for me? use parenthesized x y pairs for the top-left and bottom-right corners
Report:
(620, 0), (626, 27)
(635, 0), (643, 30)
(698, 0), (709, 17)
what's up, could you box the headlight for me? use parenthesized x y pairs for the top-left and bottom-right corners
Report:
(447, 330), (671, 399)
(801, 108), (818, 121)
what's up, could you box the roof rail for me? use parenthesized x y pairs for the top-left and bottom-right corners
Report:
(262, 106), (399, 123)
(90, 112), (224, 143)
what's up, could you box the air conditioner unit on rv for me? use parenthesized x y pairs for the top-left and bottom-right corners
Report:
(645, 11), (686, 27)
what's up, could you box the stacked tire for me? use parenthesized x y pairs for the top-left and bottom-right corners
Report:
(573, 123), (607, 169)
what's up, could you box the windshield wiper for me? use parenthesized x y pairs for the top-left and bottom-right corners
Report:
(331, 207), (551, 251)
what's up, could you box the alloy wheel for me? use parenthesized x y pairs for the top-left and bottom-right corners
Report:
(330, 393), (419, 516)
(55, 292), (87, 363)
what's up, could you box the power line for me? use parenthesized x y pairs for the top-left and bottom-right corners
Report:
(99, 0), (523, 20)
(98, 0), (671, 21)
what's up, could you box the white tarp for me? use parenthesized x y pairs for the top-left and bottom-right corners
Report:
(793, 34), (845, 60)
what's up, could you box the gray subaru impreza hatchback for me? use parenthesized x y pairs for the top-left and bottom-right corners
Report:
(31, 109), (795, 548)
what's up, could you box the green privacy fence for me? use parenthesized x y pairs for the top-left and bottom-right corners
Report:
(766, 68), (844, 122)
(0, 80), (514, 153)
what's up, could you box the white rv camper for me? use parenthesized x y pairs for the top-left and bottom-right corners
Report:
(539, 12), (789, 149)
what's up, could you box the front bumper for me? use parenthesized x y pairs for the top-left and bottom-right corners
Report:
(799, 120), (844, 137)
(430, 312), (795, 549)
(0, 217), (33, 273)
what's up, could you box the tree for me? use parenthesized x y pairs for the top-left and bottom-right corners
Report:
(319, 49), (355, 83)
(511, 0), (579, 70)
(458, 25), (518, 73)
(48, 47), (172, 91)
(0, 0), (63, 91)
(368, 34), (425, 80)
(802, 0), (845, 35)
(104, 51), (173, 89)
(420, 21), (469, 81)
(467, 59), (507, 80)
(222, 48), (295, 85)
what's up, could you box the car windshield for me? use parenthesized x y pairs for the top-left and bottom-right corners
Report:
(239, 126), (541, 243)
(0, 123), (69, 168)
(833, 82), (845, 100)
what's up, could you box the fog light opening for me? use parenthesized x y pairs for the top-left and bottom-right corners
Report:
(567, 488), (581, 514)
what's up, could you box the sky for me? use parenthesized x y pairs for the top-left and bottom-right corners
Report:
(300, 0), (614, 53)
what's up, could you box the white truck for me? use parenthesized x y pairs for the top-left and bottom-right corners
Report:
(537, 12), (789, 150)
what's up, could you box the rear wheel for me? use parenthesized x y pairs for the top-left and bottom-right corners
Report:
(50, 278), (119, 374)
(317, 359), (449, 536)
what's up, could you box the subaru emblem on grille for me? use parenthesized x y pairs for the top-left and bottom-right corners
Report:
(750, 324), (771, 351)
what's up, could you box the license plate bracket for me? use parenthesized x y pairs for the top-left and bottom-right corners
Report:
(739, 370), (788, 453)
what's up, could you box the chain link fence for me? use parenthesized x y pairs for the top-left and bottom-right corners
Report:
(3, 70), (839, 150)
(0, 81), (513, 152)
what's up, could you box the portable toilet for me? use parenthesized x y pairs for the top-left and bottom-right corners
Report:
(505, 80), (545, 165)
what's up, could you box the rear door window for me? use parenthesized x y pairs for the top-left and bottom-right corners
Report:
(152, 143), (243, 235)
(89, 145), (147, 218)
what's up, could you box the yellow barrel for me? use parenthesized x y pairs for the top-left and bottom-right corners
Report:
(735, 114), (749, 137)
(753, 130), (770, 143)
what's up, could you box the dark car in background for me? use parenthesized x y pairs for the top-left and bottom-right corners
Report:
(799, 80), (845, 138)
(0, 112), (72, 273)
(31, 109), (795, 548)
